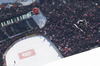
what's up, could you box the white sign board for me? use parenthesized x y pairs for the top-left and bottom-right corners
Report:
(32, 10), (47, 28)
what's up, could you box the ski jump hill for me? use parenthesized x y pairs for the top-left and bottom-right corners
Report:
(3, 35), (62, 66)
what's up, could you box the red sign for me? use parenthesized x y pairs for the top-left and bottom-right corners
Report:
(18, 49), (36, 60)
(33, 7), (39, 14)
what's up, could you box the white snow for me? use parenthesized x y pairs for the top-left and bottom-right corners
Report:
(5, 35), (62, 66)
(0, 0), (36, 5)
(44, 47), (100, 66)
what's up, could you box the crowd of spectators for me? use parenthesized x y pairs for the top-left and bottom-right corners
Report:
(0, 0), (100, 65)
(0, 3), (36, 22)
(38, 0), (100, 56)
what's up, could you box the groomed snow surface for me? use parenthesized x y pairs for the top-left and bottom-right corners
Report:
(5, 35), (62, 66)
(44, 47), (100, 66)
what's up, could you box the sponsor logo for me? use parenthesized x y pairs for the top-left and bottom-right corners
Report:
(18, 49), (36, 60)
